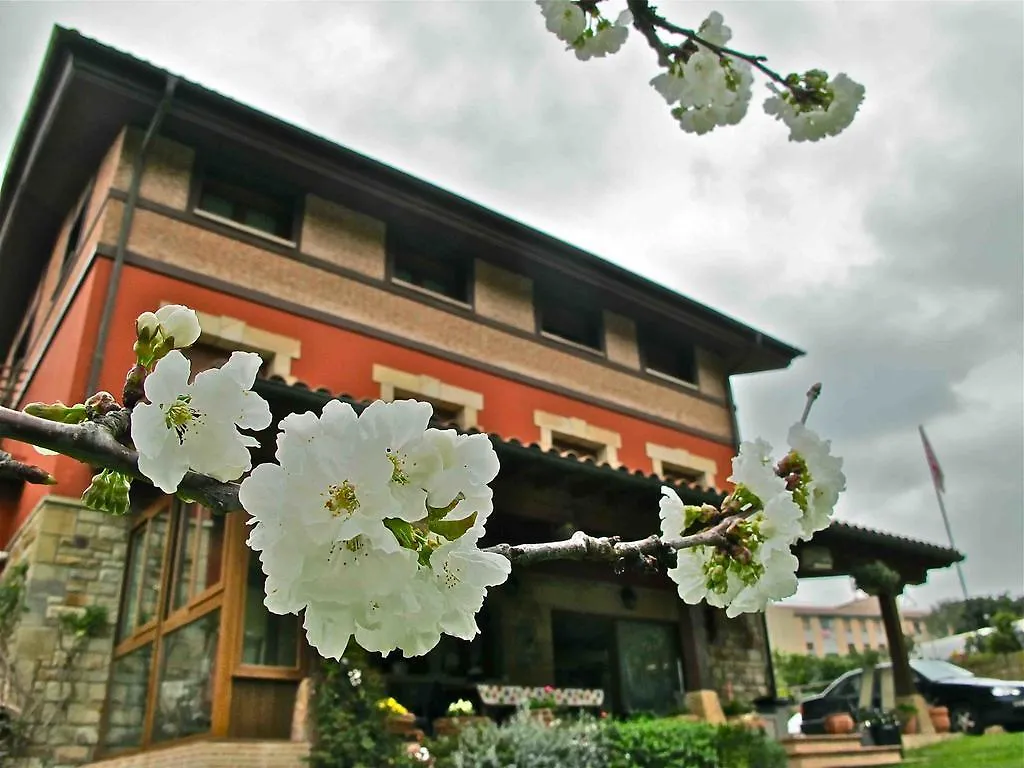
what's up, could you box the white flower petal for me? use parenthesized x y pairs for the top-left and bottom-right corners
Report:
(144, 350), (191, 406)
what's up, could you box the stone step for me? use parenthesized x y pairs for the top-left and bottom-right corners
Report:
(782, 735), (869, 755)
(788, 745), (903, 768)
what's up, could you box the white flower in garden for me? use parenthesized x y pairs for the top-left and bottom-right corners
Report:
(659, 486), (702, 539)
(131, 350), (270, 493)
(537, 0), (586, 44)
(153, 304), (201, 348)
(787, 422), (846, 539)
(725, 548), (800, 618)
(763, 73), (865, 142)
(574, 10), (631, 61)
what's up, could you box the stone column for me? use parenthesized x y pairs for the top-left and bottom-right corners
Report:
(678, 603), (725, 724)
(879, 591), (935, 734)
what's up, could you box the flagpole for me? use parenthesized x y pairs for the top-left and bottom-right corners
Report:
(920, 425), (970, 602)
(930, 474), (970, 602)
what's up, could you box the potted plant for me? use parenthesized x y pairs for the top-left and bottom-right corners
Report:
(528, 686), (558, 725)
(929, 704), (950, 733)
(378, 696), (417, 738)
(432, 699), (491, 737)
(858, 708), (902, 747)
(896, 702), (919, 735)
(824, 710), (856, 735)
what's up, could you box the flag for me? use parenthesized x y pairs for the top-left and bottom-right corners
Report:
(919, 425), (945, 494)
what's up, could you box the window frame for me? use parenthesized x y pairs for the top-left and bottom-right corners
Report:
(385, 229), (475, 307)
(637, 323), (699, 388)
(189, 158), (301, 246)
(100, 498), (231, 755)
(534, 287), (605, 355)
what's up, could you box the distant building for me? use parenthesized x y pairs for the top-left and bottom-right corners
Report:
(767, 597), (933, 657)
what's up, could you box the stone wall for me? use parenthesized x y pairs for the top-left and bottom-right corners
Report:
(706, 611), (772, 705)
(2, 496), (128, 767)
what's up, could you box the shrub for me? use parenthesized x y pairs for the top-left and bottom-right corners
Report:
(308, 649), (410, 768)
(429, 710), (610, 768)
(606, 718), (718, 768)
(713, 724), (787, 768)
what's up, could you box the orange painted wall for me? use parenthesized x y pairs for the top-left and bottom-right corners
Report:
(99, 264), (737, 472)
(0, 261), (110, 543)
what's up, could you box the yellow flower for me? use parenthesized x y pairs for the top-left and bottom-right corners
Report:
(377, 696), (409, 716)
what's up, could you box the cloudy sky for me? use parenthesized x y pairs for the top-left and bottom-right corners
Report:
(1, 1), (1021, 610)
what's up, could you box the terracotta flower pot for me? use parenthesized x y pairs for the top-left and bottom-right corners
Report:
(386, 712), (418, 738)
(824, 712), (856, 734)
(433, 716), (491, 738)
(901, 714), (919, 735)
(929, 706), (950, 733)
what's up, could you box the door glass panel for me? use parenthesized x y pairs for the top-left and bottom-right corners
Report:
(169, 504), (225, 612)
(101, 642), (154, 751)
(117, 510), (169, 639)
(552, 611), (615, 695)
(241, 552), (299, 667)
(152, 609), (221, 742)
(616, 620), (681, 715)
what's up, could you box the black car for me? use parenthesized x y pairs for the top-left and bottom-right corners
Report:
(800, 659), (1024, 735)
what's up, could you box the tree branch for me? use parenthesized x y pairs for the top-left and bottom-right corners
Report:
(0, 405), (243, 514)
(0, 405), (733, 572)
(0, 450), (55, 486)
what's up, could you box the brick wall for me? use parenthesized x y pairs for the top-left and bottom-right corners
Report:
(2, 497), (128, 768)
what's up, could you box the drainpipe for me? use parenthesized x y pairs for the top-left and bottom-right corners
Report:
(85, 75), (178, 395)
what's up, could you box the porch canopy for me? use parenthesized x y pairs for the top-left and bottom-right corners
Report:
(252, 378), (964, 708)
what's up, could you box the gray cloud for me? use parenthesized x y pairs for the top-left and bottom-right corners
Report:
(0, 1), (1021, 609)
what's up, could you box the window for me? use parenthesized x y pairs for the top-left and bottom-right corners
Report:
(103, 499), (224, 752)
(536, 288), (603, 352)
(195, 166), (296, 241)
(806, 642), (815, 653)
(661, 462), (706, 486)
(373, 365), (484, 430)
(639, 324), (698, 385)
(389, 230), (472, 304)
(394, 388), (464, 427)
(551, 433), (604, 462)
(240, 549), (299, 668)
(182, 343), (270, 381)
(847, 643), (857, 654)
(57, 180), (94, 288)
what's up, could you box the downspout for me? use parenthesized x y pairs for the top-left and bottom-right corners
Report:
(85, 75), (178, 394)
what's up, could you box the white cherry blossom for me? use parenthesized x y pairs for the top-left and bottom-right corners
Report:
(788, 422), (847, 539)
(730, 437), (787, 504)
(724, 548), (800, 618)
(574, 10), (631, 61)
(763, 73), (865, 142)
(131, 350), (270, 492)
(537, 0), (586, 44)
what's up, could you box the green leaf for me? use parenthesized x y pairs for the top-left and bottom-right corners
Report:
(24, 401), (88, 424)
(382, 518), (417, 549)
(430, 512), (478, 542)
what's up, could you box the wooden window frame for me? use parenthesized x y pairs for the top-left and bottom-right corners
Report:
(385, 229), (475, 308)
(534, 287), (606, 355)
(637, 323), (699, 388)
(99, 498), (241, 757)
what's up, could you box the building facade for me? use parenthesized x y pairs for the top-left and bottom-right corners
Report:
(766, 598), (933, 658)
(0, 28), (963, 768)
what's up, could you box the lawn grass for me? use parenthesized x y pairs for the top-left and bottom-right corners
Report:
(907, 732), (1024, 767)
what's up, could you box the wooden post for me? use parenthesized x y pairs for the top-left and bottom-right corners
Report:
(878, 592), (914, 698)
(678, 603), (725, 724)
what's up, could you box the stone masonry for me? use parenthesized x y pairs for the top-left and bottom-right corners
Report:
(2, 496), (128, 768)
(707, 611), (772, 706)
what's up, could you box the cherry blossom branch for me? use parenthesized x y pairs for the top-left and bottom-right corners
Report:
(0, 449), (55, 485)
(625, 0), (810, 99)
(0, 405), (242, 513)
(483, 519), (737, 572)
(0, 403), (737, 570)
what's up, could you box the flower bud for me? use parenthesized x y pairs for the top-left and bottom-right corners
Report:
(154, 304), (201, 349)
(81, 469), (132, 516)
(136, 312), (160, 343)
